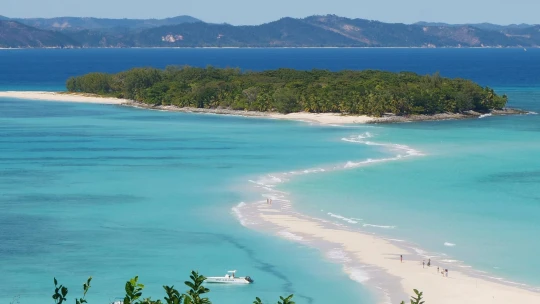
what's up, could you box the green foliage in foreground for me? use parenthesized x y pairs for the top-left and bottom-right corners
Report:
(51, 271), (294, 304)
(400, 289), (424, 304)
(66, 66), (507, 116)
(51, 270), (424, 304)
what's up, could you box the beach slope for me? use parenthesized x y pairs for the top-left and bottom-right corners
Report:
(0, 91), (127, 104)
(246, 202), (540, 304)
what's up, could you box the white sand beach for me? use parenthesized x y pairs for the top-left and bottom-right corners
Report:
(269, 112), (374, 124)
(0, 91), (128, 104)
(0, 91), (376, 124)
(253, 203), (540, 304)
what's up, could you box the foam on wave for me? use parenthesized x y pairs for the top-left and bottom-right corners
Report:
(231, 202), (247, 226)
(347, 267), (371, 283)
(327, 212), (359, 224)
(444, 242), (456, 247)
(327, 248), (352, 263)
(232, 130), (435, 293)
(342, 132), (424, 159)
(363, 223), (396, 229)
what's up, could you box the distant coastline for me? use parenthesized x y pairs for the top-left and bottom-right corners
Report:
(0, 46), (538, 50)
(0, 91), (529, 124)
(2, 14), (540, 49)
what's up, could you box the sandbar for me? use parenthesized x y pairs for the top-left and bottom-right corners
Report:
(247, 202), (540, 304)
(0, 91), (128, 104)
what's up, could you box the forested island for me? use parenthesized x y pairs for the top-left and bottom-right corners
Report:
(66, 66), (508, 118)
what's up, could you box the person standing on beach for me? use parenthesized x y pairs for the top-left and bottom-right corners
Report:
(423, 260), (425, 268)
(437, 266), (439, 273)
(428, 259), (431, 267)
(445, 269), (449, 277)
(400, 255), (403, 263)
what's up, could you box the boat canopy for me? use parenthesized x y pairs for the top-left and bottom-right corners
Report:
(227, 270), (236, 273)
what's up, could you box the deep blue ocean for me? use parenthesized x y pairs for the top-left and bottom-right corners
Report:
(0, 48), (539, 303)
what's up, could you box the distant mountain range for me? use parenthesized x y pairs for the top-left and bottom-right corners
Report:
(1, 14), (539, 48)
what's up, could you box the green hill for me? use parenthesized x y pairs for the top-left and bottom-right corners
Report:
(0, 20), (78, 48)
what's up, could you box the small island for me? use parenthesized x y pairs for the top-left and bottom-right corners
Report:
(66, 66), (511, 122)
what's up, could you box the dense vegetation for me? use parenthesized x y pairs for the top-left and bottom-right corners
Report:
(67, 66), (507, 116)
(47, 271), (425, 304)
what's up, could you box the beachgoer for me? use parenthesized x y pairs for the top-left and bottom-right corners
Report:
(428, 259), (431, 267)
(445, 269), (448, 277)
(437, 266), (439, 273)
(400, 255), (403, 263)
(423, 260), (425, 268)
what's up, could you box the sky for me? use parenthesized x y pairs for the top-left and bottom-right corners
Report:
(2, 0), (540, 25)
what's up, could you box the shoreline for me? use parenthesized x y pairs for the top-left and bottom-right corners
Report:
(240, 203), (540, 304)
(233, 134), (540, 304)
(0, 91), (130, 104)
(0, 91), (530, 125)
(2, 89), (540, 302)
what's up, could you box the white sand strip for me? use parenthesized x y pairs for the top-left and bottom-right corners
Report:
(268, 112), (374, 124)
(0, 91), (375, 124)
(0, 91), (128, 104)
(260, 212), (540, 304)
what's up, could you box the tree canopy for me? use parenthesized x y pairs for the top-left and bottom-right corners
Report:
(66, 66), (507, 116)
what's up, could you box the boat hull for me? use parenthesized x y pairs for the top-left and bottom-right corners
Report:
(205, 277), (251, 284)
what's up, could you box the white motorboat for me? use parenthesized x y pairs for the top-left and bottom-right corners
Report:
(205, 270), (253, 284)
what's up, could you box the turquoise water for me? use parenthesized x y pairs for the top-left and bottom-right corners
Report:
(280, 87), (540, 288)
(0, 99), (378, 303)
(1, 49), (540, 303)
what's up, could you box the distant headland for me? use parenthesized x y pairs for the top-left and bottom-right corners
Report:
(0, 14), (539, 48)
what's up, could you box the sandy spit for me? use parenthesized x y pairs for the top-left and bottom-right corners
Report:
(0, 91), (528, 125)
(251, 203), (540, 304)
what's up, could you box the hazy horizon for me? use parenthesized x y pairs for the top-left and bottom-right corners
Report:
(3, 0), (540, 26)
